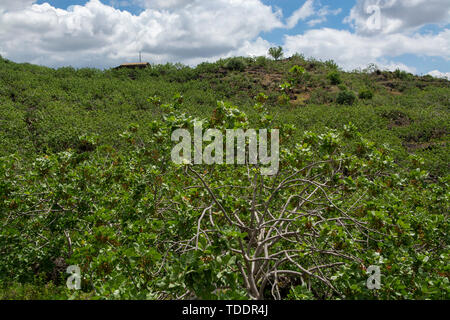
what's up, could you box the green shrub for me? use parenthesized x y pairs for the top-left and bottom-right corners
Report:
(195, 62), (220, 74)
(1, 102), (448, 300)
(290, 53), (306, 64)
(337, 90), (357, 105)
(324, 59), (339, 70)
(394, 69), (411, 80)
(278, 93), (290, 105)
(289, 65), (306, 75)
(359, 88), (374, 99)
(289, 65), (307, 85)
(309, 88), (335, 104)
(255, 56), (267, 67)
(327, 71), (342, 85)
(224, 58), (247, 71)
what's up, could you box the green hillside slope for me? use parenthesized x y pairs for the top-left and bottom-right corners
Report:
(0, 55), (448, 300)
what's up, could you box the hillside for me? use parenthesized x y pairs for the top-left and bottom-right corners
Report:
(1, 55), (448, 175)
(0, 55), (448, 300)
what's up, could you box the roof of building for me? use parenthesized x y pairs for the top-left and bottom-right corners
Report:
(115, 62), (150, 69)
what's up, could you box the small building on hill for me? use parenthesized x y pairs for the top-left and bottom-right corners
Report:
(114, 62), (150, 70)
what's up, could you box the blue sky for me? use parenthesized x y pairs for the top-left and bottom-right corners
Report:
(1, 0), (449, 77)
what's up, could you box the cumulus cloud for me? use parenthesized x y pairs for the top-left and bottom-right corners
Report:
(133, 0), (196, 10)
(427, 70), (450, 79)
(0, 0), (282, 68)
(283, 28), (450, 71)
(0, 0), (448, 73)
(345, 0), (450, 35)
(281, 0), (450, 72)
(0, 0), (36, 12)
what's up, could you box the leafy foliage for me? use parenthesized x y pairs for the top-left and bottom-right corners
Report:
(359, 88), (374, 100)
(268, 46), (284, 61)
(224, 58), (247, 72)
(337, 90), (357, 105)
(0, 55), (448, 300)
(327, 71), (342, 85)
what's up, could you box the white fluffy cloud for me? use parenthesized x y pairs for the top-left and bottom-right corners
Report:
(0, 0), (35, 12)
(346, 0), (450, 35)
(283, 28), (450, 71)
(282, 0), (450, 73)
(0, 0), (282, 67)
(0, 0), (448, 75)
(427, 70), (450, 79)
(133, 0), (195, 10)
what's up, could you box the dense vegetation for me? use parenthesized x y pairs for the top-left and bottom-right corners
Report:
(0, 54), (448, 299)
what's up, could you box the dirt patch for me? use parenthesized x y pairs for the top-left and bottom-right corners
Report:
(296, 92), (310, 101)
(329, 86), (340, 93)
(378, 80), (401, 93)
(259, 73), (283, 89)
(403, 141), (447, 152)
(382, 110), (412, 129)
(288, 92), (310, 107)
(374, 72), (450, 91)
(243, 66), (284, 90)
(431, 128), (448, 139)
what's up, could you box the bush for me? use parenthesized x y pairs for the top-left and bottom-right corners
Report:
(3, 102), (448, 300)
(327, 71), (342, 85)
(324, 59), (339, 70)
(278, 93), (290, 105)
(309, 88), (335, 104)
(394, 69), (411, 80)
(195, 62), (220, 74)
(337, 90), (357, 105)
(290, 53), (306, 64)
(224, 58), (247, 72)
(359, 88), (374, 100)
(255, 56), (267, 67)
